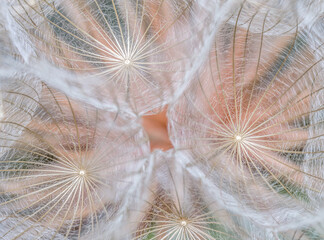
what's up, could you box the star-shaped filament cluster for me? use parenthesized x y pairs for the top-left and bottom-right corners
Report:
(130, 155), (240, 240)
(10, 0), (198, 113)
(169, 9), (324, 226)
(0, 85), (149, 239)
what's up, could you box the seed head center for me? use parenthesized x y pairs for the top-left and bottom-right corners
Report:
(124, 59), (131, 65)
(234, 134), (245, 144)
(180, 220), (187, 227)
(79, 170), (86, 176)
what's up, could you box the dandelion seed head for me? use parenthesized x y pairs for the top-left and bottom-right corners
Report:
(2, 0), (324, 238)
(169, 5), (324, 228)
(128, 153), (244, 239)
(0, 87), (150, 239)
(7, 0), (222, 114)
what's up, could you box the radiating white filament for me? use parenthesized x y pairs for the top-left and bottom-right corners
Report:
(0, 91), (3, 120)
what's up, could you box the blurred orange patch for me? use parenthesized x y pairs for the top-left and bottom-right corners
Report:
(142, 108), (173, 151)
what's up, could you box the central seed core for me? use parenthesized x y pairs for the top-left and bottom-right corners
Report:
(180, 220), (187, 226)
(235, 135), (242, 141)
(124, 59), (131, 65)
(79, 170), (86, 176)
